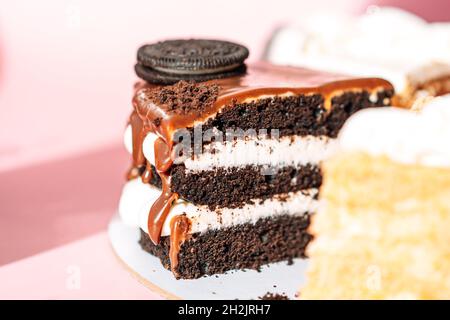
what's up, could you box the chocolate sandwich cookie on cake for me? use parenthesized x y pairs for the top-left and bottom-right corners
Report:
(118, 39), (394, 279)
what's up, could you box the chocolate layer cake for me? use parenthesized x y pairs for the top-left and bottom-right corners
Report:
(118, 39), (394, 279)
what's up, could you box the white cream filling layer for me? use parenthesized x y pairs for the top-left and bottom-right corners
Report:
(183, 135), (336, 171)
(119, 178), (319, 236)
(124, 126), (336, 171)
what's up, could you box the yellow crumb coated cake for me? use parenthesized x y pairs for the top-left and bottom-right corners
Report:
(301, 95), (450, 299)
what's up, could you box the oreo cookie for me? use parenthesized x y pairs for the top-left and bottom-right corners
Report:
(135, 39), (249, 84)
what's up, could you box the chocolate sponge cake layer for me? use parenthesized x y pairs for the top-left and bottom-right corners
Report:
(186, 89), (394, 139)
(139, 214), (312, 279)
(140, 163), (321, 209)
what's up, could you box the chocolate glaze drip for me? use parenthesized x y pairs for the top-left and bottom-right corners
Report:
(130, 96), (181, 245)
(154, 137), (173, 173)
(147, 171), (178, 244)
(169, 215), (191, 277)
(145, 137), (178, 244)
(126, 166), (141, 181)
(129, 111), (146, 168)
(129, 61), (394, 268)
(126, 112), (145, 181)
(141, 162), (153, 184)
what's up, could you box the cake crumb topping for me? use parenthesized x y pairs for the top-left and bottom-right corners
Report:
(146, 81), (219, 116)
(258, 292), (289, 300)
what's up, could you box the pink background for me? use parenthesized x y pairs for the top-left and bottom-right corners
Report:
(0, 0), (449, 299)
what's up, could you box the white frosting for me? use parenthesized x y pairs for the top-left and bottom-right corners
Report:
(183, 135), (337, 171)
(119, 178), (319, 236)
(124, 126), (158, 166)
(339, 94), (450, 167)
(266, 7), (450, 93)
(142, 132), (159, 166)
(124, 125), (336, 170)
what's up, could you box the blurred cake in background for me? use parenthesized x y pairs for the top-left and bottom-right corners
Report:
(301, 94), (450, 299)
(265, 7), (450, 108)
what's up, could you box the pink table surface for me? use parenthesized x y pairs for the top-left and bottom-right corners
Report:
(0, 232), (160, 300)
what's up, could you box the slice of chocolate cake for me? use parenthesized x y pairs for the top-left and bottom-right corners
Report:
(118, 39), (394, 279)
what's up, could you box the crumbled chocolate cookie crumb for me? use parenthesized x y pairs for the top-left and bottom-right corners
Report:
(146, 81), (219, 116)
(258, 292), (290, 300)
(153, 117), (161, 126)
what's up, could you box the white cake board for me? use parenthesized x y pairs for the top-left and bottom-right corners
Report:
(108, 213), (308, 300)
